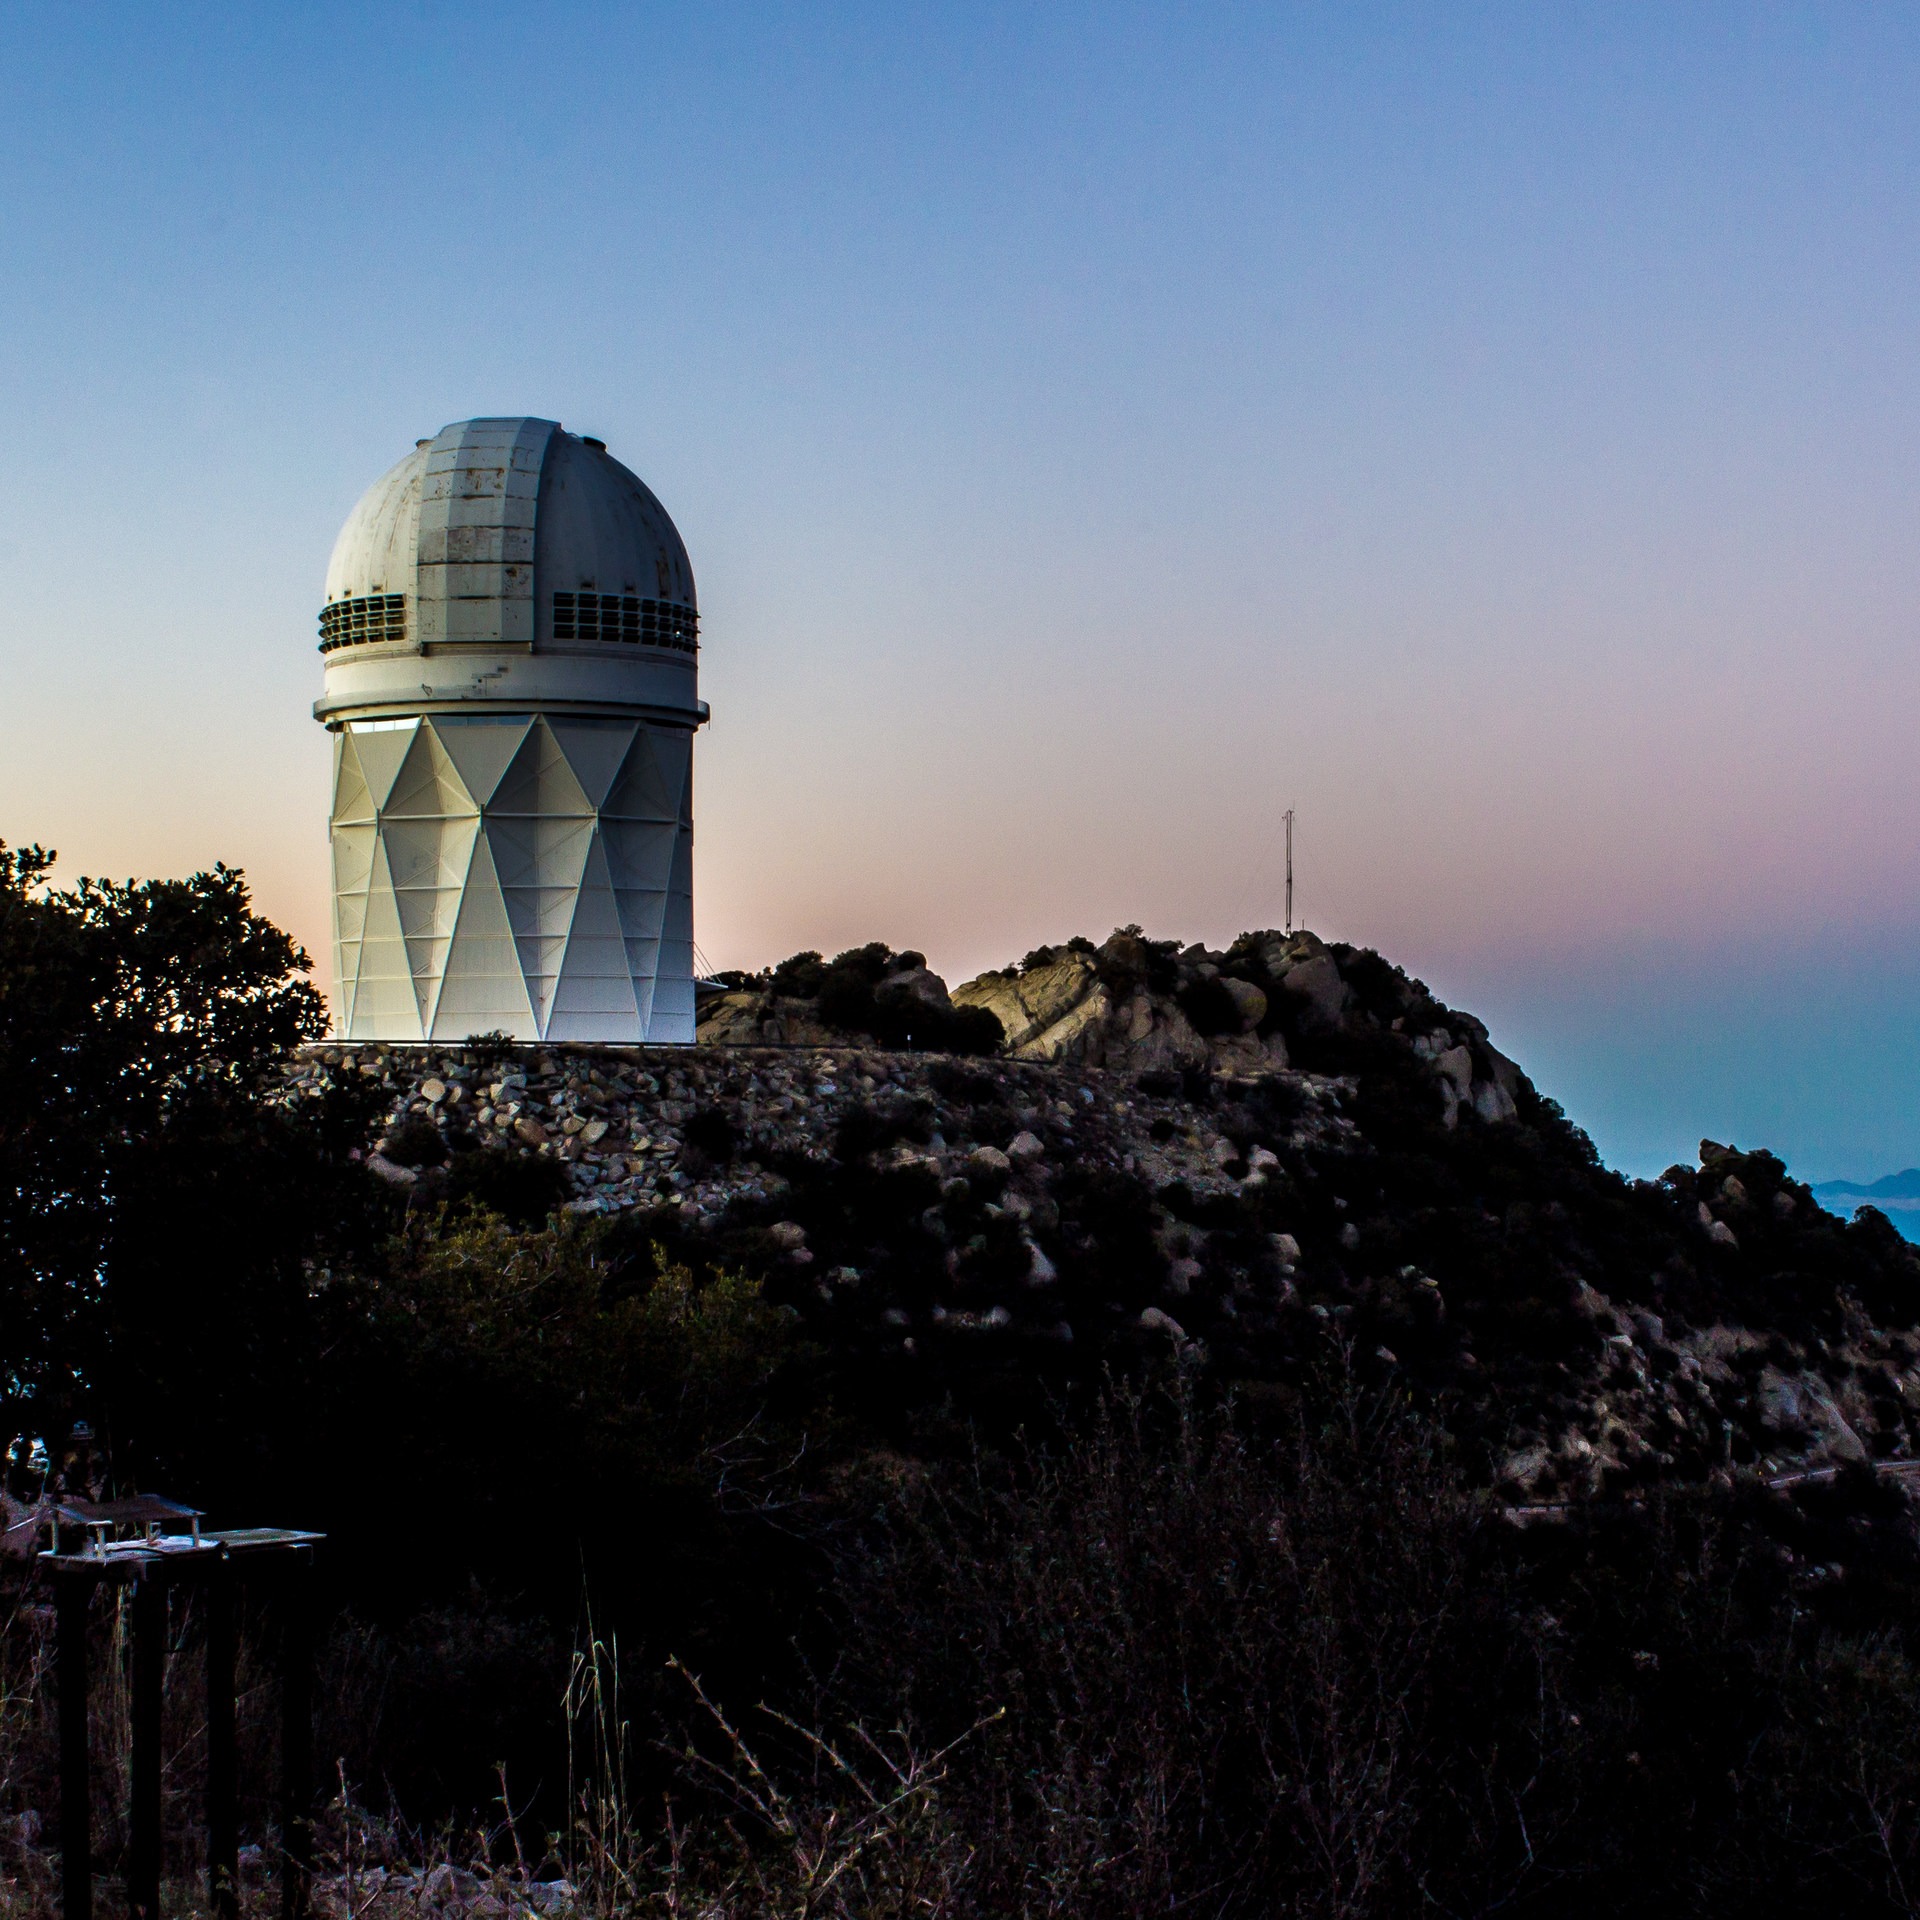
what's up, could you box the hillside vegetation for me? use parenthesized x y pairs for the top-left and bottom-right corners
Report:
(8, 843), (1920, 1915)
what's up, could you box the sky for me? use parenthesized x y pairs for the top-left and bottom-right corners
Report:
(1, 3), (1917, 1183)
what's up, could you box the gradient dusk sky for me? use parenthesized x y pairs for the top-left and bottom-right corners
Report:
(1, 5), (1917, 1183)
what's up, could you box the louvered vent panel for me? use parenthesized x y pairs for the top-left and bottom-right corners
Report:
(318, 594), (408, 652)
(552, 593), (698, 654)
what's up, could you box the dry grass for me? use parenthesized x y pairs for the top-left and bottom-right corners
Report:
(0, 1570), (984, 1920)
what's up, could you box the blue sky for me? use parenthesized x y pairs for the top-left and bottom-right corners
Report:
(2, 4), (1918, 1181)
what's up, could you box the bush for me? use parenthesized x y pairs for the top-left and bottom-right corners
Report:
(833, 1382), (1559, 1917)
(682, 1105), (740, 1168)
(461, 1029), (519, 1069)
(382, 1115), (448, 1168)
(768, 950), (827, 997)
(812, 948), (1003, 1055)
(925, 1060), (1000, 1105)
(441, 1147), (571, 1227)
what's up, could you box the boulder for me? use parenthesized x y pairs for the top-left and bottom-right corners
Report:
(1484, 1044), (1524, 1101)
(1758, 1368), (1868, 1462)
(1279, 951), (1348, 1025)
(1219, 977), (1268, 1032)
(1167, 1256), (1202, 1294)
(697, 990), (845, 1049)
(1095, 928), (1153, 994)
(1208, 1029), (1289, 1074)
(695, 990), (770, 1046)
(874, 964), (953, 1012)
(1108, 995), (1208, 1074)
(954, 952), (1108, 1062)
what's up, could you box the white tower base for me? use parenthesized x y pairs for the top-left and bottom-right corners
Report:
(330, 712), (695, 1044)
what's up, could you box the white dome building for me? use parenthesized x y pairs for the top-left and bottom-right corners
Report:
(314, 417), (707, 1043)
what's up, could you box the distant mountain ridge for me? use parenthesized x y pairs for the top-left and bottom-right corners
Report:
(1813, 1169), (1920, 1203)
(1811, 1170), (1920, 1245)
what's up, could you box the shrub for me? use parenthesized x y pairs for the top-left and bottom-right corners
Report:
(836, 1382), (1561, 1918)
(835, 1097), (935, 1160)
(682, 1105), (740, 1168)
(768, 950), (827, 998)
(382, 1115), (448, 1168)
(441, 1147), (571, 1227)
(926, 1060), (1000, 1105)
(461, 1029), (519, 1069)
(815, 956), (1003, 1055)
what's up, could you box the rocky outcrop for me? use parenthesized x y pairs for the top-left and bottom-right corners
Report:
(716, 924), (1527, 1126)
(695, 991), (844, 1049)
(283, 923), (1920, 1504)
(952, 950), (1109, 1061)
(696, 945), (1001, 1055)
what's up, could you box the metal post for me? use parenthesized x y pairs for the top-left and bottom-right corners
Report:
(205, 1566), (237, 1920)
(1284, 809), (1294, 935)
(56, 1572), (92, 1920)
(279, 1558), (314, 1920)
(129, 1575), (165, 1920)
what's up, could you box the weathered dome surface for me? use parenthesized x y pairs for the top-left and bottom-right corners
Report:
(324, 443), (426, 605)
(321, 417), (695, 650)
(535, 430), (695, 613)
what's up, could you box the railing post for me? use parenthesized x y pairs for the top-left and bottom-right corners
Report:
(129, 1573), (166, 1920)
(205, 1562), (238, 1920)
(279, 1556), (314, 1920)
(55, 1571), (92, 1920)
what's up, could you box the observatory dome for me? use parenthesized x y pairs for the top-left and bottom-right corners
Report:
(323, 419), (696, 643)
(317, 418), (700, 688)
(313, 417), (708, 1047)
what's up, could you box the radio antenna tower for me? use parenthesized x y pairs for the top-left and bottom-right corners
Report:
(1283, 809), (1295, 934)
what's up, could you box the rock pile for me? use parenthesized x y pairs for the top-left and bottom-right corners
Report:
(953, 926), (1521, 1119)
(276, 1041), (1359, 1229)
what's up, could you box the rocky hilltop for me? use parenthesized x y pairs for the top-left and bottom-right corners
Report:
(281, 926), (1920, 1500)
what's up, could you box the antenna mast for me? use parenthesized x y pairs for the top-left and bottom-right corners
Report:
(1283, 809), (1294, 934)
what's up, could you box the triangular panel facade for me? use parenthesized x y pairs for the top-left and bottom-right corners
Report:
(329, 716), (699, 1043)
